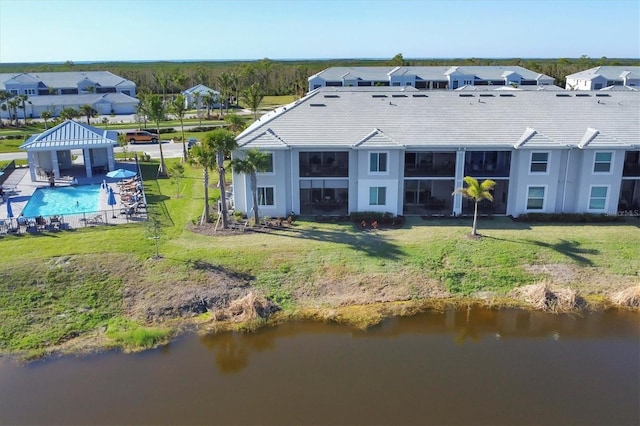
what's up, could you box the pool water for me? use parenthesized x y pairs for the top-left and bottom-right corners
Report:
(22, 185), (101, 217)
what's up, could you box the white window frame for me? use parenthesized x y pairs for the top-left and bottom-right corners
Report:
(369, 151), (389, 175)
(593, 151), (614, 175)
(587, 185), (609, 211)
(257, 186), (275, 207)
(529, 151), (550, 175)
(257, 152), (274, 175)
(369, 186), (387, 206)
(526, 185), (547, 211)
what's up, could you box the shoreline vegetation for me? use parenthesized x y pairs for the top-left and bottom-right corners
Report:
(0, 158), (638, 362)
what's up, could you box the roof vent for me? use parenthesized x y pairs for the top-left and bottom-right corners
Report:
(499, 93), (515, 97)
(555, 93), (571, 97)
(575, 93), (590, 97)
(372, 94), (387, 98)
(595, 93), (610, 97)
(412, 94), (428, 97)
(323, 94), (339, 98)
(479, 94), (494, 97)
(459, 94), (474, 97)
(392, 94), (407, 98)
(309, 103), (326, 107)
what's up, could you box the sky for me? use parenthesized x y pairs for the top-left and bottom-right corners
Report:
(1, 0), (639, 63)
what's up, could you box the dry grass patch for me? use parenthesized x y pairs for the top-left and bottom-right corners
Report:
(212, 292), (280, 322)
(509, 283), (585, 312)
(610, 285), (640, 309)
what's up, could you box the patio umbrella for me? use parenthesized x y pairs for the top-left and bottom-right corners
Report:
(107, 187), (117, 218)
(106, 169), (136, 179)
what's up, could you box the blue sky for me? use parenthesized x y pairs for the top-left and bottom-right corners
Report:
(1, 0), (638, 63)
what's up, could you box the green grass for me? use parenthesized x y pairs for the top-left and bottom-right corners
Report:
(105, 318), (171, 351)
(1, 156), (639, 355)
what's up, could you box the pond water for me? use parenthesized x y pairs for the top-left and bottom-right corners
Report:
(0, 308), (638, 425)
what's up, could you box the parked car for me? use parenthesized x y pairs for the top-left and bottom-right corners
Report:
(125, 131), (159, 144)
(187, 138), (199, 149)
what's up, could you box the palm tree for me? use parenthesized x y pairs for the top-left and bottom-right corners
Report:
(242, 83), (264, 120)
(60, 107), (79, 121)
(201, 92), (215, 119)
(453, 176), (496, 236)
(203, 128), (238, 229)
(79, 104), (97, 125)
(188, 143), (216, 224)
(18, 94), (31, 124)
(217, 72), (233, 115)
(1, 97), (20, 126)
(192, 92), (202, 126)
(231, 149), (272, 226)
(170, 94), (188, 162)
(146, 94), (168, 177)
(40, 110), (52, 129)
(224, 113), (246, 135)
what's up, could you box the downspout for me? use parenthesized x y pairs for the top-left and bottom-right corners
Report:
(562, 146), (571, 213)
(290, 147), (295, 215)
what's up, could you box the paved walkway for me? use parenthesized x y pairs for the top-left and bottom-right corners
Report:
(0, 164), (147, 231)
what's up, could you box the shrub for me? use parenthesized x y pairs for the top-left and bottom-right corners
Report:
(512, 213), (624, 223)
(350, 211), (398, 224)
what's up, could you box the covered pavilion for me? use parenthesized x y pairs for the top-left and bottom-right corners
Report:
(20, 119), (118, 182)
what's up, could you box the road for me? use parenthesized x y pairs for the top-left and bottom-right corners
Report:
(0, 139), (187, 162)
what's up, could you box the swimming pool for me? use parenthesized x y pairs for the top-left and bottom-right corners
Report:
(22, 185), (101, 217)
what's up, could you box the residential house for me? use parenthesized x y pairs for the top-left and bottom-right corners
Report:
(232, 87), (640, 219)
(565, 66), (640, 90)
(308, 66), (555, 92)
(0, 71), (138, 119)
(182, 84), (221, 110)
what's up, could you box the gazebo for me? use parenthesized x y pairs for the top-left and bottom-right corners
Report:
(20, 120), (118, 182)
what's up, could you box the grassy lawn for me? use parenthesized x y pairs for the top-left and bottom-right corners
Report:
(1, 157), (638, 356)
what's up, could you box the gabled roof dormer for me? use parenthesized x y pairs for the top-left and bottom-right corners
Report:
(352, 128), (403, 149)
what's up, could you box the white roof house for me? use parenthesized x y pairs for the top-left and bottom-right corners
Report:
(308, 66), (555, 92)
(565, 66), (640, 90)
(232, 87), (640, 219)
(0, 71), (138, 119)
(21, 119), (117, 181)
(182, 84), (220, 109)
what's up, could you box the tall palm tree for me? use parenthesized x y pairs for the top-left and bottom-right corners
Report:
(146, 94), (168, 177)
(224, 113), (246, 135)
(242, 83), (264, 120)
(79, 104), (97, 125)
(192, 91), (202, 126)
(453, 176), (496, 236)
(201, 92), (215, 119)
(217, 72), (233, 115)
(2, 97), (20, 126)
(40, 110), (52, 129)
(203, 128), (238, 229)
(188, 144), (216, 224)
(170, 94), (188, 162)
(231, 149), (272, 226)
(18, 95), (31, 124)
(60, 107), (79, 121)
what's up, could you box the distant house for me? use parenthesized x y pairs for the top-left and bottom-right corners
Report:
(0, 71), (138, 119)
(182, 84), (220, 110)
(308, 66), (555, 92)
(565, 66), (640, 90)
(232, 87), (640, 219)
(21, 119), (117, 181)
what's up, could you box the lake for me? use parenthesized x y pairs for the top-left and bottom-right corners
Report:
(0, 308), (638, 425)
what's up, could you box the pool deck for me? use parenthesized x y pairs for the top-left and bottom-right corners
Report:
(0, 164), (146, 228)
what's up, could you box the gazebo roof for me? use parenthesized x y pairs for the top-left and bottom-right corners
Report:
(21, 120), (118, 151)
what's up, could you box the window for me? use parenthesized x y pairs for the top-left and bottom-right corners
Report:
(594, 152), (612, 173)
(369, 152), (388, 173)
(526, 186), (545, 210)
(257, 187), (274, 206)
(588, 186), (608, 210)
(530, 152), (549, 173)
(259, 153), (274, 173)
(369, 187), (386, 205)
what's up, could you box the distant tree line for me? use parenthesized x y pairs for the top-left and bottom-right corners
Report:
(1, 55), (638, 97)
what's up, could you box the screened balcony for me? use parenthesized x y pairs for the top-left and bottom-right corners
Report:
(404, 152), (456, 177)
(464, 151), (511, 178)
(299, 151), (349, 178)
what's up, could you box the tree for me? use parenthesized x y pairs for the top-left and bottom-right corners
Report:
(224, 113), (246, 135)
(146, 94), (168, 177)
(60, 107), (79, 121)
(389, 53), (409, 66)
(170, 94), (189, 162)
(40, 110), (52, 129)
(231, 149), (272, 226)
(201, 91), (216, 119)
(453, 176), (496, 237)
(79, 104), (97, 125)
(189, 143), (216, 224)
(242, 83), (264, 120)
(168, 162), (185, 198)
(217, 72), (234, 115)
(192, 91), (202, 126)
(18, 94), (31, 124)
(203, 128), (238, 229)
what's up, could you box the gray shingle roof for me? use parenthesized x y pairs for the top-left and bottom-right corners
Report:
(26, 92), (138, 107)
(566, 66), (640, 81)
(0, 71), (134, 89)
(237, 88), (640, 150)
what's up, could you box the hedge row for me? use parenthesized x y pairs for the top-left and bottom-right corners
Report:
(511, 213), (624, 223)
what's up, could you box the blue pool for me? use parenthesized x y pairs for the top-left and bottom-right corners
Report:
(22, 185), (101, 217)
